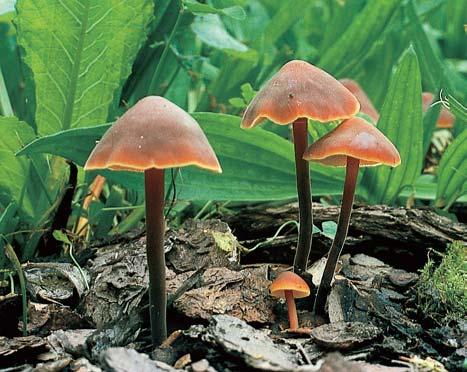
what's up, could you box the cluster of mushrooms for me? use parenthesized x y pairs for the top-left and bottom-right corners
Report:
(84, 60), (402, 346)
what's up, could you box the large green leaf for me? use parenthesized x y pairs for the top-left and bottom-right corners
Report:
(198, 0), (312, 110)
(436, 130), (467, 209)
(318, 0), (400, 77)
(362, 46), (423, 204)
(0, 116), (35, 210)
(191, 14), (249, 53)
(18, 113), (345, 201)
(15, 0), (153, 135)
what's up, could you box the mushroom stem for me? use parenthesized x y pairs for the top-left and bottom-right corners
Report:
(144, 168), (167, 345)
(285, 290), (299, 329)
(313, 156), (360, 316)
(292, 117), (313, 275)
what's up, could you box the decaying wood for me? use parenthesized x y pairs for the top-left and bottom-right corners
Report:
(226, 203), (467, 269)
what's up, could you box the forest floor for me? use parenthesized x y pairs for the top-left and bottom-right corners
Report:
(0, 203), (466, 371)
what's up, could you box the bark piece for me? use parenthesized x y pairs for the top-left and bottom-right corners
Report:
(25, 303), (91, 335)
(100, 347), (178, 372)
(166, 219), (240, 273)
(388, 270), (419, 287)
(48, 329), (95, 356)
(311, 322), (382, 350)
(185, 315), (298, 371)
(70, 357), (102, 372)
(31, 357), (72, 372)
(0, 336), (48, 368)
(226, 203), (466, 268)
(82, 219), (239, 327)
(174, 266), (275, 324)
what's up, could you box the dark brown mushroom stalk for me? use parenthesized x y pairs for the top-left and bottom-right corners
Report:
(303, 117), (400, 316)
(241, 60), (360, 276)
(84, 96), (222, 345)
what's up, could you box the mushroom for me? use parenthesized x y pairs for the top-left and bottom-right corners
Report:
(84, 96), (222, 345)
(270, 271), (310, 330)
(303, 117), (400, 316)
(339, 79), (379, 124)
(422, 92), (455, 129)
(241, 60), (360, 275)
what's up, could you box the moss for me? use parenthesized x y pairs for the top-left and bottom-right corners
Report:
(417, 241), (466, 324)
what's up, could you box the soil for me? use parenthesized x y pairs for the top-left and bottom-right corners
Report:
(0, 203), (465, 371)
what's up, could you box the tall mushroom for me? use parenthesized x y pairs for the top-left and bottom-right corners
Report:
(85, 96), (222, 345)
(303, 117), (400, 316)
(339, 79), (379, 124)
(241, 60), (360, 276)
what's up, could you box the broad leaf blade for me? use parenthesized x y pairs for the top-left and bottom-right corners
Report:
(362, 46), (423, 204)
(15, 0), (153, 135)
(0, 116), (35, 211)
(436, 130), (467, 208)
(318, 0), (400, 77)
(18, 113), (344, 201)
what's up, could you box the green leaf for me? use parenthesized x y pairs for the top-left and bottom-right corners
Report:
(15, 0), (153, 135)
(444, 0), (467, 60)
(0, 116), (35, 211)
(362, 46), (423, 204)
(436, 130), (467, 209)
(183, 0), (246, 20)
(199, 0), (312, 109)
(18, 113), (345, 201)
(318, 0), (400, 77)
(191, 14), (249, 52)
(52, 230), (72, 245)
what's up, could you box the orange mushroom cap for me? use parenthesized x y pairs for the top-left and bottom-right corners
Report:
(241, 60), (360, 128)
(339, 79), (379, 123)
(270, 271), (310, 299)
(303, 117), (401, 167)
(422, 92), (455, 129)
(84, 96), (222, 173)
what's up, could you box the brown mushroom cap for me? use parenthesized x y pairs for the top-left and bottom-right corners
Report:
(339, 79), (379, 123)
(303, 117), (400, 167)
(84, 96), (222, 173)
(422, 92), (455, 129)
(270, 271), (310, 299)
(241, 60), (360, 128)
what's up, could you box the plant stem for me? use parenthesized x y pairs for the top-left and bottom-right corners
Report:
(144, 168), (167, 345)
(285, 290), (298, 329)
(292, 117), (313, 275)
(313, 157), (360, 316)
(148, 6), (184, 95)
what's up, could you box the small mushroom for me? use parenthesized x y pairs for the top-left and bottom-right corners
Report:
(270, 271), (310, 330)
(339, 79), (379, 124)
(85, 96), (222, 345)
(303, 117), (400, 316)
(422, 92), (455, 129)
(241, 60), (360, 276)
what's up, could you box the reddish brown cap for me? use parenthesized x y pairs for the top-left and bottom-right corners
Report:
(270, 271), (310, 299)
(241, 60), (360, 128)
(85, 96), (222, 173)
(339, 79), (379, 123)
(303, 117), (400, 167)
(422, 92), (455, 129)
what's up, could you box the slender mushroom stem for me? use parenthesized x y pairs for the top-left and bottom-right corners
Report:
(144, 168), (167, 345)
(285, 290), (299, 329)
(292, 117), (313, 275)
(313, 156), (360, 316)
